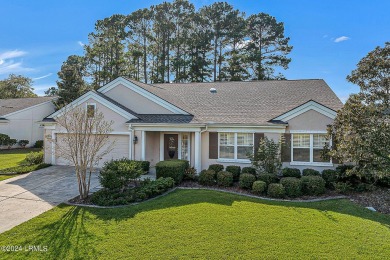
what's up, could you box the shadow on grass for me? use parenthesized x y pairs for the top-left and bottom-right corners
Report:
(80, 189), (390, 228)
(22, 207), (98, 259)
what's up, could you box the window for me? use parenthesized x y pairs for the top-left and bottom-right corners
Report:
(219, 133), (253, 160)
(181, 133), (190, 160)
(292, 133), (330, 164)
(86, 104), (96, 118)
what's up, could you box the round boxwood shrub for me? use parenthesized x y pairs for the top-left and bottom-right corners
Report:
(225, 165), (241, 181)
(302, 168), (321, 176)
(239, 173), (256, 189)
(321, 169), (338, 188)
(280, 177), (302, 198)
(156, 160), (188, 184)
(208, 164), (224, 174)
(267, 183), (285, 198)
(281, 168), (301, 178)
(217, 171), (234, 187)
(252, 181), (267, 195)
(301, 176), (326, 195)
(257, 173), (279, 185)
(199, 170), (216, 186)
(241, 167), (256, 176)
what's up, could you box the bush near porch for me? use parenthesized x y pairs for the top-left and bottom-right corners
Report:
(156, 159), (189, 184)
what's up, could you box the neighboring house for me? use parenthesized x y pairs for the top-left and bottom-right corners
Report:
(0, 97), (57, 148)
(41, 77), (343, 172)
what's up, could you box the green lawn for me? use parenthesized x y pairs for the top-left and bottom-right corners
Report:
(0, 148), (40, 170)
(0, 189), (389, 259)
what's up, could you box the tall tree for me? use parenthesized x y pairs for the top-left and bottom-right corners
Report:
(0, 74), (36, 99)
(328, 42), (390, 181)
(246, 13), (292, 80)
(57, 55), (89, 106)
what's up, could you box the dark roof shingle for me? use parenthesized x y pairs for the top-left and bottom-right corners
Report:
(0, 97), (56, 117)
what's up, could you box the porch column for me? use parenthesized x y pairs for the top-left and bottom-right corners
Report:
(141, 130), (146, 161)
(194, 131), (201, 172)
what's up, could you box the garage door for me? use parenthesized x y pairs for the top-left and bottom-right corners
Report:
(55, 134), (130, 167)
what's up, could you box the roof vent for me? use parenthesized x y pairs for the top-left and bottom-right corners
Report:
(210, 88), (217, 93)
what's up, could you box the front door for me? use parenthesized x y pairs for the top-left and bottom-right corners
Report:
(164, 134), (178, 160)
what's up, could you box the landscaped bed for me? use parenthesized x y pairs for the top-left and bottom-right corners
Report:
(0, 148), (41, 170)
(0, 189), (388, 259)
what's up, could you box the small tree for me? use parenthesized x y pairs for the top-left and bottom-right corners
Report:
(250, 136), (283, 174)
(0, 133), (10, 147)
(53, 106), (114, 200)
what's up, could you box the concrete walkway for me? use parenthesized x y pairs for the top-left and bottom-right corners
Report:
(0, 166), (100, 234)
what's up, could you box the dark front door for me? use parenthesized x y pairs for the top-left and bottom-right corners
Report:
(164, 134), (178, 160)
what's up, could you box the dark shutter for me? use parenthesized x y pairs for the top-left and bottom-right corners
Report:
(281, 133), (291, 162)
(254, 133), (264, 154)
(209, 132), (218, 159)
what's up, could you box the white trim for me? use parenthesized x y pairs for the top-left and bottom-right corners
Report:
(289, 130), (327, 134)
(129, 129), (133, 160)
(218, 132), (254, 161)
(131, 126), (202, 132)
(290, 162), (333, 167)
(97, 77), (189, 115)
(0, 120), (9, 124)
(2, 99), (55, 118)
(217, 159), (252, 164)
(273, 100), (337, 121)
(210, 128), (285, 133)
(194, 131), (201, 171)
(159, 133), (164, 161)
(48, 91), (137, 120)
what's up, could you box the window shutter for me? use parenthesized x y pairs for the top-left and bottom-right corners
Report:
(254, 133), (264, 154)
(209, 132), (218, 159)
(281, 133), (291, 162)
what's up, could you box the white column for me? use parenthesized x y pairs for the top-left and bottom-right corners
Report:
(194, 131), (201, 172)
(129, 131), (133, 160)
(141, 130), (146, 161)
(159, 132), (164, 161)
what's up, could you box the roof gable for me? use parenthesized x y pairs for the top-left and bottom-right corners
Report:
(97, 77), (189, 115)
(0, 97), (56, 117)
(48, 91), (138, 120)
(272, 100), (338, 122)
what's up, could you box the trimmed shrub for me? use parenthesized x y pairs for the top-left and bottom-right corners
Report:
(18, 140), (29, 148)
(322, 169), (338, 188)
(99, 159), (143, 191)
(198, 170), (216, 186)
(208, 164), (224, 174)
(267, 183), (285, 198)
(335, 165), (362, 186)
(0, 163), (51, 174)
(239, 173), (256, 189)
(183, 167), (197, 181)
(25, 151), (44, 165)
(257, 173), (279, 185)
(226, 165), (241, 181)
(334, 182), (353, 194)
(302, 168), (321, 176)
(7, 139), (17, 148)
(281, 168), (301, 178)
(156, 160), (188, 184)
(91, 177), (175, 206)
(280, 177), (302, 197)
(137, 161), (150, 173)
(252, 181), (267, 195)
(0, 133), (10, 146)
(217, 171), (233, 187)
(33, 140), (44, 149)
(241, 167), (256, 175)
(301, 176), (326, 195)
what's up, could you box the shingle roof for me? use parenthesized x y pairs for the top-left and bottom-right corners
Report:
(124, 79), (343, 125)
(128, 114), (195, 124)
(0, 97), (56, 117)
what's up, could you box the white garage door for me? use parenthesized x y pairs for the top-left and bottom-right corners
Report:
(55, 134), (129, 167)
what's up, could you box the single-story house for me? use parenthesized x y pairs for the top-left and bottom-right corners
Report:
(0, 97), (56, 148)
(42, 77), (343, 172)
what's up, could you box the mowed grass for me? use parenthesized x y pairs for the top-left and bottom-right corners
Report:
(0, 148), (40, 170)
(0, 189), (389, 259)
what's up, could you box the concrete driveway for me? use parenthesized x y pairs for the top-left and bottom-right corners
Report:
(0, 166), (100, 234)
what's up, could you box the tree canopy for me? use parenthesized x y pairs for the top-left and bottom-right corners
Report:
(328, 42), (390, 181)
(0, 74), (37, 99)
(54, 0), (292, 100)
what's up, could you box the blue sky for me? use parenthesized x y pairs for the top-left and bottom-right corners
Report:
(1, 0), (389, 102)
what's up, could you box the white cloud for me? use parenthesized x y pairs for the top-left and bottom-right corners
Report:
(0, 50), (32, 75)
(334, 36), (350, 43)
(32, 73), (53, 81)
(78, 41), (85, 47)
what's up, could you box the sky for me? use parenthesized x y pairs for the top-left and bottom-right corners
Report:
(1, 0), (389, 102)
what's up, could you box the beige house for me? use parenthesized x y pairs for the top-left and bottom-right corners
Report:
(0, 97), (56, 148)
(42, 77), (343, 172)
